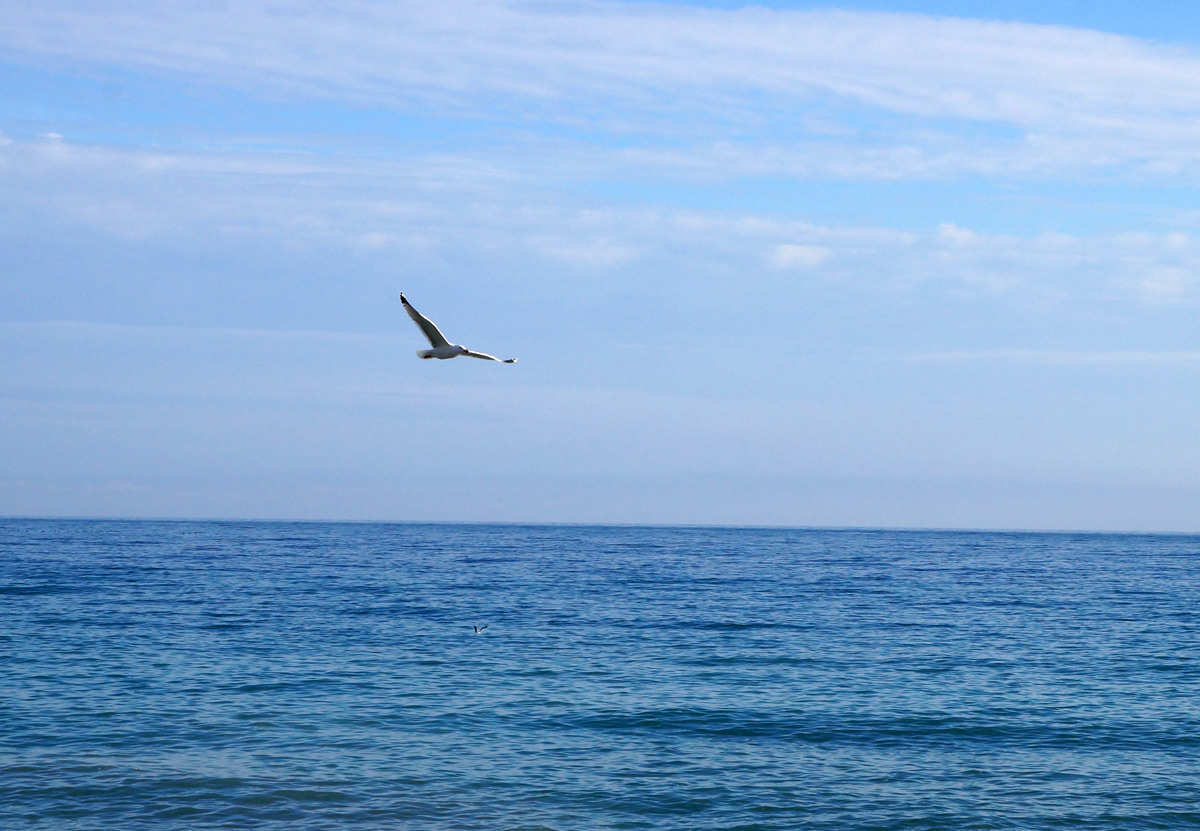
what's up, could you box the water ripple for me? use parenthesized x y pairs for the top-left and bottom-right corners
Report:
(2, 520), (1198, 829)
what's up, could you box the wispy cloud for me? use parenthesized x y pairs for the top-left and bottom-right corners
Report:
(903, 349), (1200, 366)
(4, 135), (1199, 307)
(6, 1), (1200, 179)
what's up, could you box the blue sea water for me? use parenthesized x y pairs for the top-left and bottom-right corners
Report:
(2, 519), (1199, 829)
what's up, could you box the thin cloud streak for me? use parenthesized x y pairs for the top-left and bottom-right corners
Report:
(903, 349), (1200, 366)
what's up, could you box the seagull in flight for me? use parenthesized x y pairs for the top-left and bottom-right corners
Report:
(473, 625), (488, 634)
(401, 293), (516, 363)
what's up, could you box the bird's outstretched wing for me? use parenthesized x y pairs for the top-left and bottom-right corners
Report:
(463, 349), (517, 363)
(400, 293), (450, 348)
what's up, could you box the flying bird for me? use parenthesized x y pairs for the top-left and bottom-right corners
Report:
(400, 293), (516, 363)
(473, 625), (488, 634)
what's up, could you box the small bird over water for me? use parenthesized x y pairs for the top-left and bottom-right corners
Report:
(401, 293), (517, 363)
(473, 625), (488, 634)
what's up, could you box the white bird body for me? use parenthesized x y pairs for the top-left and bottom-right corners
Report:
(401, 293), (516, 363)
(418, 344), (469, 360)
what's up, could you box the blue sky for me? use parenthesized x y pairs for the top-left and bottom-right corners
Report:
(4, 0), (1200, 529)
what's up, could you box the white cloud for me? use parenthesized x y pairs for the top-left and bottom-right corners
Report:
(541, 238), (640, 268)
(772, 243), (830, 270)
(936, 223), (979, 246)
(1138, 265), (1191, 300)
(6, 2), (1200, 178)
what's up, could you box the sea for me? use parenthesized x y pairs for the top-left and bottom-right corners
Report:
(2, 519), (1198, 829)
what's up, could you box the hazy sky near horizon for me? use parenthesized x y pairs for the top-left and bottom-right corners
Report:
(4, 0), (1200, 529)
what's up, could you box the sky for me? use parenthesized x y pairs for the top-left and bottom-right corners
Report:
(3, 0), (1200, 530)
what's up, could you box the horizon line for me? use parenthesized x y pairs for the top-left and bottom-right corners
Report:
(3, 513), (1196, 538)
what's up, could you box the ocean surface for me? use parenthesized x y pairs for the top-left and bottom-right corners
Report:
(2, 520), (1199, 829)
